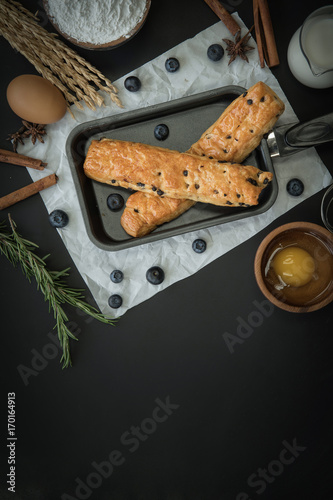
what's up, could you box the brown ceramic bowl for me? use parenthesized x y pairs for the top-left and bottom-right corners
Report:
(43, 0), (151, 50)
(254, 222), (333, 313)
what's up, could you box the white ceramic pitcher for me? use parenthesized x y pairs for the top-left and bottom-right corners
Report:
(287, 5), (333, 88)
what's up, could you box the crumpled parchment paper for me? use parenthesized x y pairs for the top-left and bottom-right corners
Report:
(17, 15), (332, 317)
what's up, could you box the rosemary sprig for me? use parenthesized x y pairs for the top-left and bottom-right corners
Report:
(0, 215), (117, 368)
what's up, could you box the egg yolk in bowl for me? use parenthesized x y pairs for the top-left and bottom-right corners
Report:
(272, 246), (315, 287)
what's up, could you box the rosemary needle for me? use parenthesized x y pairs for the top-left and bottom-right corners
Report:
(0, 215), (117, 368)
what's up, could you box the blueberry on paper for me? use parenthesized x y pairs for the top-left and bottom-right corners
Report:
(110, 270), (124, 283)
(165, 57), (180, 73)
(146, 266), (165, 285)
(207, 44), (224, 61)
(108, 294), (123, 309)
(49, 209), (69, 228)
(107, 193), (124, 211)
(192, 239), (207, 253)
(124, 76), (141, 92)
(154, 124), (169, 141)
(286, 178), (304, 196)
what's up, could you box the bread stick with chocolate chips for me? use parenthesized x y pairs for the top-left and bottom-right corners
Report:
(123, 193), (195, 238)
(188, 81), (285, 161)
(119, 81), (284, 237)
(84, 138), (273, 208)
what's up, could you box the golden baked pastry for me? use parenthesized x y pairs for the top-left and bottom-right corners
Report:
(84, 138), (273, 207)
(123, 192), (194, 238)
(188, 81), (285, 162)
(120, 81), (284, 237)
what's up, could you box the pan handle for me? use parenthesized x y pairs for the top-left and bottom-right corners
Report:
(285, 112), (333, 149)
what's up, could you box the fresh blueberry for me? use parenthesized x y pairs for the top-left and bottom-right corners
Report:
(154, 124), (169, 141)
(124, 76), (141, 92)
(165, 57), (180, 73)
(207, 44), (224, 61)
(107, 193), (124, 211)
(108, 294), (122, 309)
(49, 209), (69, 228)
(286, 178), (304, 196)
(110, 270), (124, 283)
(192, 239), (207, 253)
(146, 266), (165, 285)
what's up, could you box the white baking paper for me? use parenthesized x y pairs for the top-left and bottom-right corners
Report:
(17, 15), (332, 317)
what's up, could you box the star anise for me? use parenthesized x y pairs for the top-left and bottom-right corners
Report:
(7, 121), (47, 152)
(6, 125), (26, 152)
(21, 121), (47, 145)
(223, 26), (255, 65)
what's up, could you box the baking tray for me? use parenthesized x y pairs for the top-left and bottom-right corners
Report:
(66, 85), (278, 251)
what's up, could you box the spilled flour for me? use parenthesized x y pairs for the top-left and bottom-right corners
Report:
(47, 0), (147, 44)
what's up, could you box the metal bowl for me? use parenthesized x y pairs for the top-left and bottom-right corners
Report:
(321, 184), (333, 233)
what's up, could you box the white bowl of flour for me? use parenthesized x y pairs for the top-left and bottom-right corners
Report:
(43, 0), (151, 49)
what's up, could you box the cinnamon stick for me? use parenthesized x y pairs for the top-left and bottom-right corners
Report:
(0, 148), (46, 170)
(253, 0), (265, 68)
(204, 0), (240, 35)
(255, 0), (279, 68)
(0, 173), (57, 210)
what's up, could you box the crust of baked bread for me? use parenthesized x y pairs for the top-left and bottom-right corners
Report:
(84, 138), (273, 207)
(120, 81), (284, 237)
(123, 193), (195, 238)
(188, 81), (285, 162)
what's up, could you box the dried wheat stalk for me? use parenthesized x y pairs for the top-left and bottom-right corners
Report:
(0, 0), (123, 112)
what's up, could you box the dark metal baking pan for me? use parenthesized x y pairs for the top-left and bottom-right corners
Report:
(66, 85), (278, 251)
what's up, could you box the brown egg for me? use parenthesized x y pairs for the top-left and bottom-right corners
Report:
(6, 74), (67, 124)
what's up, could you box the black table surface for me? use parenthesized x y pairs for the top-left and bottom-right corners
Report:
(1, 1), (333, 499)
